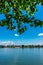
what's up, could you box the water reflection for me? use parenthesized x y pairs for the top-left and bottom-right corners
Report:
(0, 48), (43, 65)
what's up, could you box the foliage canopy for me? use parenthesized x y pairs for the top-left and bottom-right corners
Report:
(0, 0), (43, 34)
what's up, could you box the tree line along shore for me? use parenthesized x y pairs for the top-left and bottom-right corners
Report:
(0, 45), (43, 48)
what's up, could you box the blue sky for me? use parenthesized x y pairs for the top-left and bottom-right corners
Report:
(0, 4), (43, 45)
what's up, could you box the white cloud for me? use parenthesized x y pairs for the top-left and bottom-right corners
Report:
(0, 41), (15, 45)
(14, 34), (19, 37)
(38, 33), (43, 36)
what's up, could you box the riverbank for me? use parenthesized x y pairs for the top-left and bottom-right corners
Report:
(0, 45), (43, 48)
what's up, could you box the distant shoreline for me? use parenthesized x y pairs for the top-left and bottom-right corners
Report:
(0, 45), (43, 48)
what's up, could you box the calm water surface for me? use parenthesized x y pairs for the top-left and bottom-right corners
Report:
(0, 48), (43, 65)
